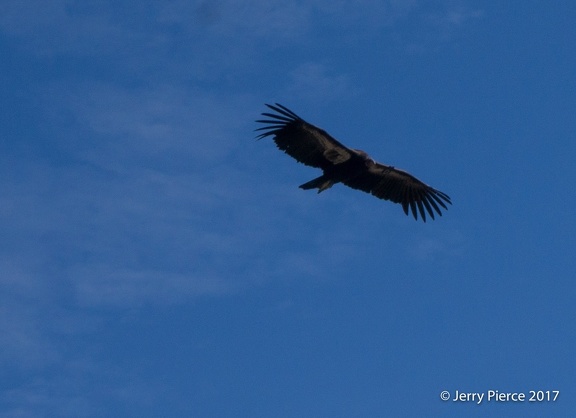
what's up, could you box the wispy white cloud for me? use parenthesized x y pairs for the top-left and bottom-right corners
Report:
(57, 82), (249, 166)
(406, 228), (467, 261)
(286, 63), (356, 102)
(424, 3), (484, 38)
(1, 351), (164, 418)
(0, 0), (483, 59)
(72, 268), (231, 308)
(314, 0), (418, 29)
(0, 300), (60, 369)
(0, 1), (136, 57)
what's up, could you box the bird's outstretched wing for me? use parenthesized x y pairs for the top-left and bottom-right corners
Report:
(255, 103), (353, 169)
(342, 162), (452, 221)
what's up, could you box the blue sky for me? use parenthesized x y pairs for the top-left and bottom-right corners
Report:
(1, 1), (575, 417)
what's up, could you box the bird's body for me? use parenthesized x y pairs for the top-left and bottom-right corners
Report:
(256, 103), (451, 222)
(299, 148), (374, 192)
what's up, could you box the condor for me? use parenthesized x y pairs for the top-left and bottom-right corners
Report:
(256, 103), (451, 222)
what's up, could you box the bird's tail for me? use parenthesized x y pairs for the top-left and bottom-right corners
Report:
(299, 175), (334, 193)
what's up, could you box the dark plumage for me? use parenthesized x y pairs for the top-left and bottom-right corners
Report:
(255, 103), (451, 222)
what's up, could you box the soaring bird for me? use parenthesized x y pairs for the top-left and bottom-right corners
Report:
(256, 103), (451, 222)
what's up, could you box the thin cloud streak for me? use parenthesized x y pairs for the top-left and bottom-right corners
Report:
(286, 63), (356, 102)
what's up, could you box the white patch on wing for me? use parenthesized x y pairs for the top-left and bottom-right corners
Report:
(322, 148), (350, 164)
